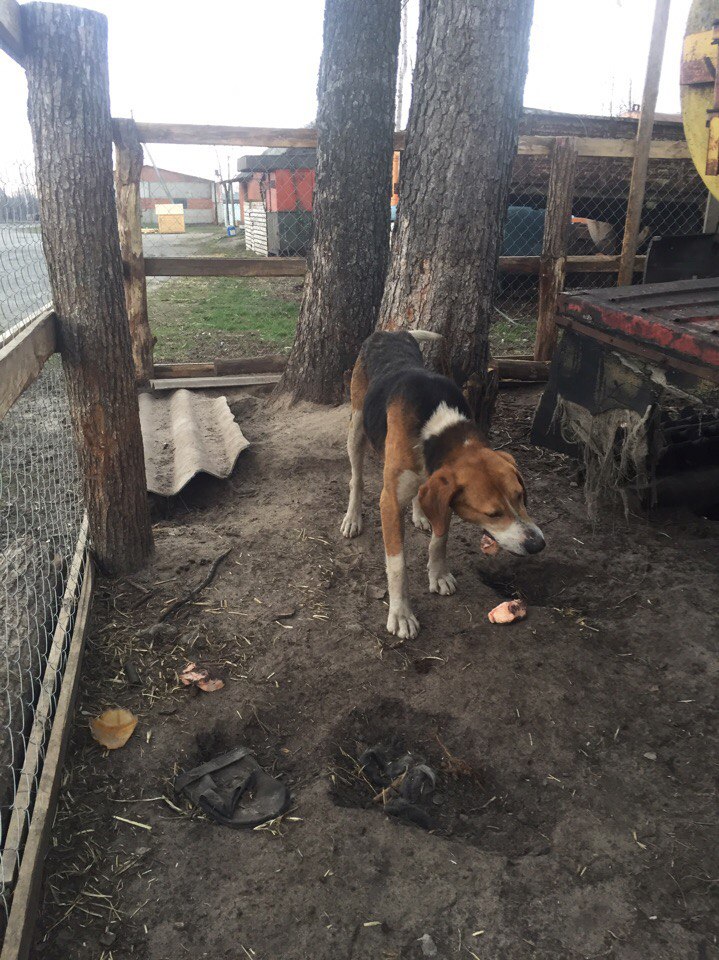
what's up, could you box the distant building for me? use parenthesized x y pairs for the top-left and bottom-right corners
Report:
(236, 150), (316, 256)
(139, 166), (216, 226)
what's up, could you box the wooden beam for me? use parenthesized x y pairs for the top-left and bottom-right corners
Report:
(0, 310), (57, 421)
(153, 357), (287, 378)
(150, 373), (281, 391)
(143, 256), (307, 277)
(152, 361), (217, 379)
(122, 120), (408, 152)
(574, 137), (689, 160)
(0, 545), (94, 960)
(566, 254), (646, 273)
(144, 254), (644, 281)
(114, 120), (689, 160)
(114, 118), (154, 384)
(496, 358), (550, 381)
(0, 0), (24, 65)
(534, 137), (578, 361)
(617, 0), (672, 286)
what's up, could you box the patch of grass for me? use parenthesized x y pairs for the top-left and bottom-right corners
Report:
(149, 276), (301, 362)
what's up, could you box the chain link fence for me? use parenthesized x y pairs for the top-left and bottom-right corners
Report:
(0, 159), (84, 928)
(0, 164), (50, 335)
(493, 144), (710, 354)
(140, 146), (312, 364)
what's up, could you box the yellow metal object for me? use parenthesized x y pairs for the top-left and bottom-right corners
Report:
(681, 0), (719, 199)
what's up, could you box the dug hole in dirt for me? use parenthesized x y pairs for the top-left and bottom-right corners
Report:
(34, 389), (718, 960)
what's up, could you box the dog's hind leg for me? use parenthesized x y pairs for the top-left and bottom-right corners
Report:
(340, 409), (366, 538)
(341, 359), (368, 538)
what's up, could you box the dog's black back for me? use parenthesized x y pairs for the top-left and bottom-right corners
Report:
(359, 332), (470, 450)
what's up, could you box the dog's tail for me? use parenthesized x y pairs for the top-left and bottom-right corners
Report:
(407, 329), (443, 343)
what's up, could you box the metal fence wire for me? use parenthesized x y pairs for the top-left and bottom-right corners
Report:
(0, 164), (50, 335)
(0, 161), (84, 928)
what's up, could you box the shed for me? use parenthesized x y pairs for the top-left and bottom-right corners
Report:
(236, 150), (316, 256)
(139, 166), (216, 226)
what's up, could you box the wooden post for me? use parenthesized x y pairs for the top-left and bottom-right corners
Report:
(23, 2), (153, 576)
(617, 0), (671, 286)
(533, 136), (577, 361)
(114, 118), (155, 384)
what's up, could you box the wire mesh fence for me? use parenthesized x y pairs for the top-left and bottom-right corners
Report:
(0, 158), (84, 928)
(132, 133), (710, 365)
(0, 163), (50, 335)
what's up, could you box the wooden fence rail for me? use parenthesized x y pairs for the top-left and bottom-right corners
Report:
(116, 119), (690, 160)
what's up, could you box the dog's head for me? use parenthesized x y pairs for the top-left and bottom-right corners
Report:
(418, 443), (545, 556)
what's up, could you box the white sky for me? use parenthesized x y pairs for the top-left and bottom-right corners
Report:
(0, 0), (693, 181)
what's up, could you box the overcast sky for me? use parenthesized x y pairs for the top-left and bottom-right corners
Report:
(0, 0), (693, 182)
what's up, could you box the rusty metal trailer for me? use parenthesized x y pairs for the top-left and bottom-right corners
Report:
(531, 278), (719, 512)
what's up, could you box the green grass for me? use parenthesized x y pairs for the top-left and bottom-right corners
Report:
(148, 276), (301, 362)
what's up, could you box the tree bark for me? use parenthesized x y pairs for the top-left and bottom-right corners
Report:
(276, 0), (401, 404)
(378, 0), (535, 397)
(534, 136), (577, 361)
(23, 2), (153, 576)
(114, 118), (155, 384)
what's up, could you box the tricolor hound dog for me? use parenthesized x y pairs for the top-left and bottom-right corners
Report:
(341, 330), (545, 639)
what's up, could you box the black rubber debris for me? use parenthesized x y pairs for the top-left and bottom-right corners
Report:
(174, 746), (290, 828)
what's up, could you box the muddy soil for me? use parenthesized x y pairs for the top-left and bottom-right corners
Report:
(33, 388), (718, 960)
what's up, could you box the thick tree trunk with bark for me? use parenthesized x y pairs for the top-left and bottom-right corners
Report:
(378, 0), (535, 397)
(276, 0), (400, 404)
(23, 2), (153, 575)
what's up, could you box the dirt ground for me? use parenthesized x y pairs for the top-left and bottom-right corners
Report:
(33, 388), (718, 960)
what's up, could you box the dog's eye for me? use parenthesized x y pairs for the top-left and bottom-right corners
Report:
(486, 509), (503, 519)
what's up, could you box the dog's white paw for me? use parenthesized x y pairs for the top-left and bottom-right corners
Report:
(386, 605), (419, 640)
(429, 570), (457, 596)
(340, 512), (362, 538)
(412, 509), (432, 533)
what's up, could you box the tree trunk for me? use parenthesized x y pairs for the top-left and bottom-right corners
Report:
(23, 2), (153, 576)
(276, 0), (401, 404)
(378, 0), (534, 397)
(534, 136), (577, 361)
(114, 118), (155, 384)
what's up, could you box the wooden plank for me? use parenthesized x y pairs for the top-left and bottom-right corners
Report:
(534, 137), (578, 362)
(498, 256), (541, 275)
(150, 373), (281, 391)
(496, 358), (550, 381)
(143, 254), (644, 282)
(153, 362), (217, 379)
(0, 546), (94, 960)
(617, 0), (671, 286)
(143, 256), (307, 278)
(116, 120), (690, 160)
(114, 118), (153, 384)
(0, 0), (24, 65)
(214, 355), (286, 375)
(0, 310), (57, 421)
(574, 137), (689, 159)
(0, 517), (88, 889)
(566, 255), (646, 273)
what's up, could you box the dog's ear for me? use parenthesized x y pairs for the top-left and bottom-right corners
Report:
(418, 468), (457, 538)
(496, 451), (528, 505)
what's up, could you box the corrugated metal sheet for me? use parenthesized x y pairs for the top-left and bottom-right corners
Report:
(138, 389), (249, 497)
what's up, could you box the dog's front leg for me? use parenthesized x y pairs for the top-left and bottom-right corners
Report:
(427, 527), (457, 596)
(380, 484), (419, 639)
